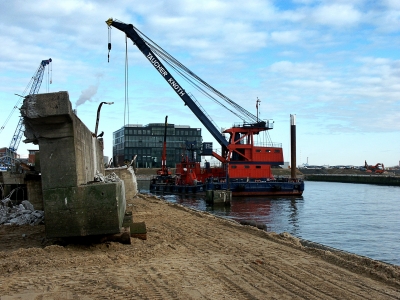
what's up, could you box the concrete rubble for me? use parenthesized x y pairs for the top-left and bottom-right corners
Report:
(0, 199), (44, 226)
(94, 171), (121, 183)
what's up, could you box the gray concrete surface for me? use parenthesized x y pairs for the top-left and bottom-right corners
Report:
(21, 91), (126, 238)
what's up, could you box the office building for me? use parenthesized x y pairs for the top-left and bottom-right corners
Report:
(113, 123), (202, 168)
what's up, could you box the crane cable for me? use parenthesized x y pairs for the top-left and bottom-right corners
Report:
(124, 34), (129, 126)
(133, 25), (260, 124)
(48, 60), (52, 91)
(108, 26), (130, 127)
(108, 26), (112, 63)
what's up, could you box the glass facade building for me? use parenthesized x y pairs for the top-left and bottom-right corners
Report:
(113, 123), (202, 168)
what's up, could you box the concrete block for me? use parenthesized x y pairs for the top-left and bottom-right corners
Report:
(130, 221), (146, 234)
(130, 222), (147, 240)
(43, 181), (126, 238)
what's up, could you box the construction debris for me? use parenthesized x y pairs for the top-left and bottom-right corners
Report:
(0, 199), (44, 226)
(94, 171), (121, 183)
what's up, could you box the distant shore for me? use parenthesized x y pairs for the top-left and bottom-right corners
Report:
(135, 166), (400, 179)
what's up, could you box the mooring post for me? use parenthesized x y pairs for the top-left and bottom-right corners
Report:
(290, 114), (297, 180)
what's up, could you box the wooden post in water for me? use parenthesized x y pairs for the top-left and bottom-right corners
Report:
(290, 114), (297, 180)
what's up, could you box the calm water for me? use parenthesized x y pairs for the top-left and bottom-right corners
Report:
(138, 180), (400, 265)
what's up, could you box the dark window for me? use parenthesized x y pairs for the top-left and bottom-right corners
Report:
(274, 149), (280, 153)
(266, 149), (271, 152)
(245, 165), (250, 169)
(256, 166), (261, 169)
(231, 165), (237, 169)
(256, 149), (261, 153)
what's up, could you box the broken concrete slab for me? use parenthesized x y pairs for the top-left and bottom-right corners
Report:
(22, 200), (34, 211)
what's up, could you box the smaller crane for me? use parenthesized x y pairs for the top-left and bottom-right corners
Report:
(1, 58), (52, 168)
(364, 160), (385, 174)
(9, 58), (52, 153)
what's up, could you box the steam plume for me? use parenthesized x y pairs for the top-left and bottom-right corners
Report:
(75, 85), (98, 108)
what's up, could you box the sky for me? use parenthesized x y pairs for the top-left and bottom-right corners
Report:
(0, 0), (399, 167)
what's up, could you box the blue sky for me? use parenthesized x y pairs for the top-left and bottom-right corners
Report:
(0, 0), (399, 167)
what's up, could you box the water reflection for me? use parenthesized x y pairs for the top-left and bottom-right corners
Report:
(223, 196), (304, 235)
(150, 187), (304, 236)
(289, 198), (300, 235)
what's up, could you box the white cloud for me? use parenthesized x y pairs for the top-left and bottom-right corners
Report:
(270, 30), (301, 44)
(268, 61), (327, 78)
(1, 0), (400, 165)
(262, 55), (400, 136)
(384, 0), (400, 9)
(311, 4), (362, 27)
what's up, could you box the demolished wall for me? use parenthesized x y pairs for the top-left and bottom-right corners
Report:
(21, 91), (126, 238)
(21, 91), (104, 190)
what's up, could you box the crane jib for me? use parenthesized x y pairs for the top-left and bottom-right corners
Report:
(109, 19), (229, 148)
(146, 53), (186, 97)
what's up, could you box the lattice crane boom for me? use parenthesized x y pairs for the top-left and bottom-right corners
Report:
(8, 58), (52, 153)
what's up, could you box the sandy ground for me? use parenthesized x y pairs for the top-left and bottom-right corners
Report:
(0, 194), (399, 299)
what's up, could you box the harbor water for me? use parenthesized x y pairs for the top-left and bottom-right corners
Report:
(137, 180), (400, 266)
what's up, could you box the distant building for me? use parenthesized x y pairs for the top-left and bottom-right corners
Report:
(0, 147), (18, 165)
(113, 123), (202, 168)
(0, 147), (23, 171)
(0, 147), (16, 159)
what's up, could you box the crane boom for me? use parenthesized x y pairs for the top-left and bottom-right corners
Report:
(107, 19), (230, 148)
(9, 58), (52, 153)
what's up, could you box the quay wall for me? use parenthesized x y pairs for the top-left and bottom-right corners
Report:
(304, 174), (400, 186)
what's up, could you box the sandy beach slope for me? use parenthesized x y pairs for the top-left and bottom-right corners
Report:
(1, 194), (399, 299)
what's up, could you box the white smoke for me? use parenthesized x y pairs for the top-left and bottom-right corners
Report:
(75, 84), (98, 108)
(75, 74), (104, 108)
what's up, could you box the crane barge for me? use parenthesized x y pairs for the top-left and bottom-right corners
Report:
(106, 19), (304, 196)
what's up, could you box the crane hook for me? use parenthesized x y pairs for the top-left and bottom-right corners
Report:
(108, 26), (112, 62)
